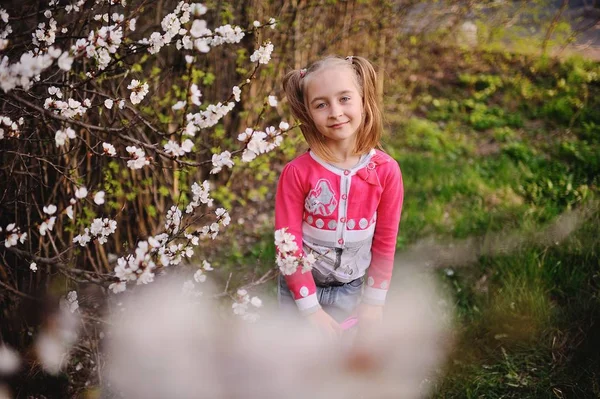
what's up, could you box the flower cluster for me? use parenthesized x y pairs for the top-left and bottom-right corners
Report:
(184, 101), (235, 135)
(73, 218), (117, 246)
(193, 259), (213, 283)
(274, 228), (316, 275)
(197, 207), (231, 240)
(165, 206), (182, 234)
(109, 236), (168, 293)
(164, 139), (194, 157)
(44, 97), (89, 119)
(0, 115), (23, 140)
(186, 180), (213, 213)
(181, 260), (214, 297)
(33, 18), (58, 48)
(0, 8), (12, 51)
(59, 291), (79, 313)
(250, 42), (274, 64)
(2, 223), (27, 248)
(55, 127), (76, 147)
(125, 146), (150, 169)
(72, 25), (123, 71)
(210, 151), (234, 174)
(231, 289), (263, 322)
(0, 48), (62, 92)
(238, 121), (290, 162)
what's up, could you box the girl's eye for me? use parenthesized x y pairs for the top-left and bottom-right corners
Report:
(340, 96), (350, 102)
(316, 103), (326, 109)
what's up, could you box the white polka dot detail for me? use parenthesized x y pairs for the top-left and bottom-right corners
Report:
(299, 286), (309, 297)
(367, 277), (375, 286)
(359, 218), (368, 229)
(315, 219), (324, 228)
(380, 280), (388, 289)
(327, 220), (337, 230)
(347, 219), (356, 229)
(307, 215), (313, 224)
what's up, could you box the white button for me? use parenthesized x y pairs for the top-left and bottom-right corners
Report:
(359, 218), (368, 229)
(299, 286), (309, 297)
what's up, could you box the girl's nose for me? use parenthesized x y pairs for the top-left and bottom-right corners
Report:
(329, 104), (342, 118)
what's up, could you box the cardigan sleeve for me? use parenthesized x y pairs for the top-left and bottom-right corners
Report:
(363, 159), (404, 305)
(274, 163), (320, 314)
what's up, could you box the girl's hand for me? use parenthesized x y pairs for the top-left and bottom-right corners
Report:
(306, 308), (342, 339)
(356, 303), (384, 329)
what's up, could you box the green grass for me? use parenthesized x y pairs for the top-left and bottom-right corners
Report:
(433, 212), (600, 398)
(379, 46), (600, 397)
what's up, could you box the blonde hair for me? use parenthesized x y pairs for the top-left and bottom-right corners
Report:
(282, 56), (383, 163)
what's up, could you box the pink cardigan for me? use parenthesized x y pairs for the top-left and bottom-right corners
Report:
(275, 149), (403, 314)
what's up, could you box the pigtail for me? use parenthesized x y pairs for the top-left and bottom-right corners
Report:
(282, 70), (312, 127)
(350, 56), (383, 153)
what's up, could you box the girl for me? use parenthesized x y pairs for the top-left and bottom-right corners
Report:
(276, 55), (403, 337)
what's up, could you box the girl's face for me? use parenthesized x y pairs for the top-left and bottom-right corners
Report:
(305, 66), (363, 149)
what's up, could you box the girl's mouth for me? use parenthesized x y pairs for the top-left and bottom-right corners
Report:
(329, 121), (348, 128)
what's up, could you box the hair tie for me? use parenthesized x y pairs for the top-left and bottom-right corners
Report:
(345, 55), (353, 62)
(299, 68), (307, 78)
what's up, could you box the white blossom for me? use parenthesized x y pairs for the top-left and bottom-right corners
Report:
(54, 127), (76, 147)
(60, 291), (79, 313)
(39, 216), (56, 236)
(43, 204), (57, 215)
(193, 269), (206, 283)
(127, 79), (149, 104)
(190, 84), (202, 105)
(277, 254), (299, 275)
(268, 95), (278, 107)
(104, 99), (114, 109)
(172, 100), (186, 110)
(126, 146), (150, 169)
(109, 281), (127, 294)
(94, 191), (105, 205)
(30, 262), (38, 272)
(250, 297), (262, 308)
(102, 142), (116, 156)
(215, 208), (231, 226)
(190, 19), (210, 38)
(202, 260), (213, 271)
(75, 186), (87, 199)
(279, 121), (290, 131)
(57, 52), (73, 71)
(232, 86), (241, 102)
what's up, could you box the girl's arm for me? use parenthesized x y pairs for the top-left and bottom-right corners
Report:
(275, 163), (320, 315)
(363, 159), (404, 306)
